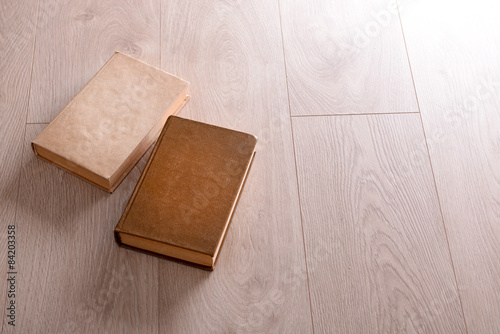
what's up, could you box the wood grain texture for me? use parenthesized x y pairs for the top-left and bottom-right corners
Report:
(2, 0), (498, 332)
(159, 1), (312, 333)
(13, 125), (157, 333)
(292, 114), (466, 333)
(399, 0), (500, 332)
(27, 0), (160, 123)
(280, 0), (418, 115)
(0, 0), (38, 332)
(5, 0), (163, 331)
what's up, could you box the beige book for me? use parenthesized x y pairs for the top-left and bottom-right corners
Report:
(31, 52), (190, 192)
(114, 116), (257, 270)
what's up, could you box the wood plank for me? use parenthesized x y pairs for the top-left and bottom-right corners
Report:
(27, 0), (160, 123)
(292, 114), (466, 333)
(0, 0), (38, 332)
(399, 0), (500, 332)
(14, 125), (157, 332)
(159, 1), (312, 333)
(280, 0), (417, 115)
(9, 0), (163, 330)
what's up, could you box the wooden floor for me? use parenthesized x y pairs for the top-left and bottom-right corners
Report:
(1, 0), (498, 332)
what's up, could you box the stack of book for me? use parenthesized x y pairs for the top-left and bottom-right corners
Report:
(32, 52), (257, 270)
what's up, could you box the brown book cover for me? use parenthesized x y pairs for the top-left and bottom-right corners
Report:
(114, 116), (257, 270)
(31, 51), (190, 192)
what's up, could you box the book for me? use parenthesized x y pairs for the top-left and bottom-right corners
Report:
(31, 51), (190, 192)
(114, 116), (257, 270)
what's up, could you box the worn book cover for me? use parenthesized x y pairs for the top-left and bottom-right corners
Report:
(31, 51), (190, 192)
(114, 116), (257, 270)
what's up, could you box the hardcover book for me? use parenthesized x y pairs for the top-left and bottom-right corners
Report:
(31, 51), (190, 192)
(114, 116), (257, 270)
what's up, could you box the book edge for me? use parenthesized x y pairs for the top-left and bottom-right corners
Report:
(116, 230), (213, 265)
(115, 229), (213, 257)
(116, 243), (214, 271)
(31, 142), (112, 192)
(211, 150), (257, 268)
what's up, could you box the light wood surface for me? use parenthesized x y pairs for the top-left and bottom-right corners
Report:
(292, 114), (466, 333)
(279, 0), (417, 115)
(0, 0), (38, 332)
(400, 0), (500, 332)
(27, 0), (160, 123)
(159, 1), (311, 333)
(14, 125), (159, 333)
(1, 0), (499, 332)
(4, 0), (161, 332)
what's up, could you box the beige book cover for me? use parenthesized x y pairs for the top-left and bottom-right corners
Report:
(114, 116), (257, 270)
(31, 51), (190, 192)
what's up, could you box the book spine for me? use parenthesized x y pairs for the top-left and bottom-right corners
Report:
(114, 116), (175, 241)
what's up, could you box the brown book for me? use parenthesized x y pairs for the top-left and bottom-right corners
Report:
(31, 52), (190, 192)
(114, 116), (257, 270)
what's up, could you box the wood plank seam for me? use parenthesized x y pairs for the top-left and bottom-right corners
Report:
(1, 0), (40, 333)
(291, 111), (420, 118)
(276, 0), (316, 331)
(12, 1), (40, 226)
(395, 1), (470, 332)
